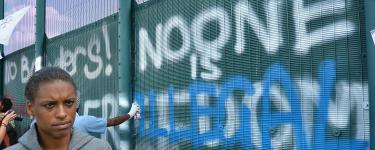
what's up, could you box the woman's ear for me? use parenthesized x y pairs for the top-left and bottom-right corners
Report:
(26, 101), (34, 117)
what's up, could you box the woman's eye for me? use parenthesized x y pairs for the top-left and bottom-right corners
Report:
(65, 100), (75, 106)
(44, 104), (54, 109)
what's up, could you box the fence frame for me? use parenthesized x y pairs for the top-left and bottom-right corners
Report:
(364, 0), (375, 149)
(0, 0), (4, 97)
(119, 0), (133, 149)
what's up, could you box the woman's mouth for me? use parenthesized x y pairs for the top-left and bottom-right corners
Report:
(52, 122), (71, 130)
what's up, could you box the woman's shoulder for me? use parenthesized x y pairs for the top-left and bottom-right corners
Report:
(70, 128), (112, 150)
(86, 138), (112, 149)
(4, 143), (26, 150)
(76, 137), (112, 150)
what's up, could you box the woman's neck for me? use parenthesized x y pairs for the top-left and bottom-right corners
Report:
(35, 125), (72, 150)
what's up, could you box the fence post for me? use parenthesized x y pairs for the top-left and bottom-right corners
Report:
(35, 0), (46, 71)
(119, 0), (133, 149)
(364, 0), (375, 149)
(0, 0), (4, 97)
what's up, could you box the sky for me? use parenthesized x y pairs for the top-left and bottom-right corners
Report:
(3, 0), (118, 56)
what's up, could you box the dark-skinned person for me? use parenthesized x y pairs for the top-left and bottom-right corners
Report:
(0, 110), (16, 149)
(5, 67), (112, 150)
(0, 97), (18, 148)
(74, 101), (140, 134)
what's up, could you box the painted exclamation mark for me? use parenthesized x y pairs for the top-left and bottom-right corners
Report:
(102, 23), (112, 76)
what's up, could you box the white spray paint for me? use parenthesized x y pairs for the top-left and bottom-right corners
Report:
(293, 0), (355, 55)
(234, 0), (282, 55)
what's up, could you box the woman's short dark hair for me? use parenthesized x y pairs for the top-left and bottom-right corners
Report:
(24, 67), (77, 102)
(0, 97), (13, 112)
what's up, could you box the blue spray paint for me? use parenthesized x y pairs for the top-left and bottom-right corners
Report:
(313, 60), (336, 149)
(149, 90), (167, 138)
(261, 63), (308, 150)
(189, 81), (219, 148)
(135, 90), (167, 137)
(168, 86), (192, 143)
(135, 92), (145, 136)
(314, 60), (368, 149)
(217, 75), (254, 149)
(134, 60), (369, 149)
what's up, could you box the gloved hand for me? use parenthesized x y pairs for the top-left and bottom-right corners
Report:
(128, 102), (140, 117)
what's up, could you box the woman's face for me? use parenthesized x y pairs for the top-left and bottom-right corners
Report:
(27, 80), (77, 139)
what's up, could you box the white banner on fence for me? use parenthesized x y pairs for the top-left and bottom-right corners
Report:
(0, 6), (30, 46)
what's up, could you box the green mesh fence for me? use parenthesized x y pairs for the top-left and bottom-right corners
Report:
(2, 13), (131, 149)
(45, 0), (118, 38)
(0, 0), (371, 149)
(133, 0), (369, 149)
(2, 45), (35, 136)
(45, 14), (122, 149)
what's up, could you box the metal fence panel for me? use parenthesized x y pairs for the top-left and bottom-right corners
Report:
(133, 0), (369, 149)
(2, 45), (35, 135)
(45, 14), (123, 149)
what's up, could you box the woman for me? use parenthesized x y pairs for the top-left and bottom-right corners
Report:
(6, 67), (112, 150)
